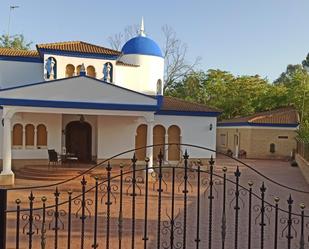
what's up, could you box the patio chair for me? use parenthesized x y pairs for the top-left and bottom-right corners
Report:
(48, 149), (61, 166)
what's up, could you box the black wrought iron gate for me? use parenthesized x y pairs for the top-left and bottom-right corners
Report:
(0, 143), (309, 249)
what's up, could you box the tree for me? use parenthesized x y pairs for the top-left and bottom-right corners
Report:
(296, 120), (309, 143)
(0, 34), (32, 50)
(274, 64), (309, 121)
(167, 69), (275, 119)
(107, 24), (139, 51)
(108, 24), (200, 92)
(161, 25), (201, 92)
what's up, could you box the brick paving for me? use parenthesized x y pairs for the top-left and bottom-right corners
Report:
(4, 156), (309, 249)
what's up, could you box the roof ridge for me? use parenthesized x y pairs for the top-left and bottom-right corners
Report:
(0, 47), (40, 57)
(0, 47), (37, 52)
(37, 40), (82, 47)
(79, 41), (121, 53)
(37, 40), (121, 53)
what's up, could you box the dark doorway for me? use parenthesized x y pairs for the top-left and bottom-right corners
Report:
(65, 121), (92, 162)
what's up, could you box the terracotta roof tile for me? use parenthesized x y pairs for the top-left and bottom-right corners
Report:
(37, 41), (121, 56)
(160, 96), (220, 113)
(116, 61), (139, 67)
(219, 107), (299, 125)
(0, 48), (39, 57)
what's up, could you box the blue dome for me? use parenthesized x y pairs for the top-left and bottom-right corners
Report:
(121, 36), (163, 57)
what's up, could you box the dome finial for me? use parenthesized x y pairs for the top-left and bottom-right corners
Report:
(140, 17), (146, 37)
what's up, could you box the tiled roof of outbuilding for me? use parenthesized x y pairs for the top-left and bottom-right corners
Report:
(0, 47), (39, 57)
(36, 41), (121, 56)
(219, 107), (299, 125)
(160, 96), (221, 113)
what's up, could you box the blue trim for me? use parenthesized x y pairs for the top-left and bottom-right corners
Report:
(37, 48), (119, 60)
(155, 110), (221, 117)
(0, 98), (157, 111)
(0, 75), (157, 100)
(0, 55), (42, 63)
(217, 122), (299, 128)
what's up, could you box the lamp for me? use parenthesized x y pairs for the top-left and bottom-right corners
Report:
(209, 123), (213, 131)
(79, 115), (85, 123)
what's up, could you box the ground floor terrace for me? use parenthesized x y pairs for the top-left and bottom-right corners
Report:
(0, 106), (216, 185)
(2, 152), (309, 249)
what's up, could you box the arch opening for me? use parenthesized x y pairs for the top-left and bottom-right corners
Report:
(168, 125), (181, 161)
(135, 124), (147, 161)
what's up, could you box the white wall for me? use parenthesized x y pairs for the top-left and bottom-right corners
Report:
(0, 111), (217, 160)
(118, 54), (164, 95)
(97, 114), (217, 160)
(154, 115), (217, 158)
(43, 53), (116, 80)
(43, 53), (164, 95)
(62, 114), (97, 157)
(8, 113), (62, 159)
(97, 115), (139, 159)
(0, 60), (43, 88)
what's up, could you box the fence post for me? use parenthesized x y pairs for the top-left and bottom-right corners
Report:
(0, 188), (7, 249)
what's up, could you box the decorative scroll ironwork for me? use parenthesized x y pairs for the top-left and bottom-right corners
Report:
(3, 144), (309, 249)
(22, 192), (41, 249)
(47, 188), (66, 249)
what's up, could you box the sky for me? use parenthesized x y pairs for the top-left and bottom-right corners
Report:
(0, 0), (309, 81)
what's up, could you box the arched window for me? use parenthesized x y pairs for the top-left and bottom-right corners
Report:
(135, 124), (147, 161)
(25, 124), (35, 147)
(87, 65), (96, 78)
(103, 62), (113, 83)
(45, 57), (57, 80)
(168, 125), (181, 161)
(157, 79), (163, 95)
(37, 124), (47, 147)
(65, 64), (75, 77)
(76, 65), (82, 76)
(153, 125), (165, 160)
(12, 124), (23, 147)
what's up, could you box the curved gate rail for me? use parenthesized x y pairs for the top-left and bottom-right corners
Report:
(0, 143), (309, 249)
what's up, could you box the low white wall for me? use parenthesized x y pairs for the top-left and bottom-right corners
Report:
(10, 113), (62, 159)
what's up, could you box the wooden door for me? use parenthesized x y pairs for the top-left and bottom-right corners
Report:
(66, 121), (92, 162)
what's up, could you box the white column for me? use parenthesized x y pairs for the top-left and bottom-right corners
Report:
(1, 116), (14, 175)
(34, 127), (37, 148)
(22, 126), (26, 149)
(165, 134), (169, 161)
(146, 120), (154, 173)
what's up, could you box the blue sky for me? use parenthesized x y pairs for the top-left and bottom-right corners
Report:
(0, 0), (309, 81)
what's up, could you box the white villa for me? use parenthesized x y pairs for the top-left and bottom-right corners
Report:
(0, 22), (220, 184)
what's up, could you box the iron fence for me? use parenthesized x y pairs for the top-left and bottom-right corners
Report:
(297, 140), (309, 161)
(0, 143), (309, 249)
